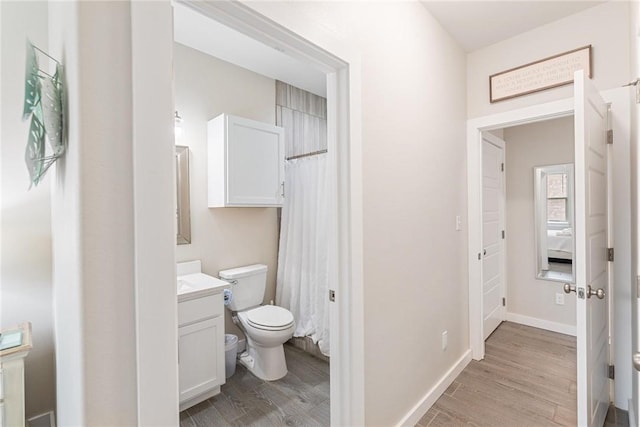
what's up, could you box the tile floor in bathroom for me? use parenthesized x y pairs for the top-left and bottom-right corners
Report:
(180, 344), (330, 427)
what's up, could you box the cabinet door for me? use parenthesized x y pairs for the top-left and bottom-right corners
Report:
(226, 116), (284, 206)
(178, 316), (224, 404)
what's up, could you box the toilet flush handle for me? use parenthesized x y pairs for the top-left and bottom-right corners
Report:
(221, 278), (238, 285)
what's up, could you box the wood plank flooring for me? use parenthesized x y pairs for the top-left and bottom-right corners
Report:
(180, 344), (329, 427)
(417, 322), (577, 427)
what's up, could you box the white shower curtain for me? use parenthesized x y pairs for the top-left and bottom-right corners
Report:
(276, 153), (333, 356)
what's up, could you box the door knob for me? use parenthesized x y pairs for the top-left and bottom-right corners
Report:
(633, 352), (640, 372)
(563, 283), (576, 294)
(587, 285), (605, 299)
(483, 249), (487, 256)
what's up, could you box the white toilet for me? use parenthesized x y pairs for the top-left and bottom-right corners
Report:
(219, 264), (295, 381)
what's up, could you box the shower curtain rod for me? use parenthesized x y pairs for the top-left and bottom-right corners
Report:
(286, 149), (328, 161)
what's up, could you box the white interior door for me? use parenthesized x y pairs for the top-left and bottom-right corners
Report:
(574, 70), (610, 427)
(482, 134), (505, 340)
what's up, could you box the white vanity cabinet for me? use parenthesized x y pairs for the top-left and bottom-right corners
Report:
(0, 323), (32, 427)
(208, 114), (285, 207)
(177, 262), (229, 412)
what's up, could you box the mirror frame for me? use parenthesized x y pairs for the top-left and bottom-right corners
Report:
(176, 145), (191, 245)
(533, 163), (575, 283)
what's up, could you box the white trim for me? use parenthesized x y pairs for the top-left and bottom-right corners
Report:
(395, 350), (472, 427)
(467, 98), (574, 360)
(131, 2), (180, 424)
(601, 87), (633, 410)
(172, 2), (364, 424)
(505, 313), (577, 336)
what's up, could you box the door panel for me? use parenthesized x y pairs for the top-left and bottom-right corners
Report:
(482, 136), (505, 340)
(574, 70), (609, 427)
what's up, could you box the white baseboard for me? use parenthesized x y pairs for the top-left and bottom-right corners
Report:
(630, 399), (637, 427)
(396, 350), (472, 427)
(505, 312), (576, 336)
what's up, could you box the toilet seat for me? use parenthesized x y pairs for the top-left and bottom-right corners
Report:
(239, 305), (294, 331)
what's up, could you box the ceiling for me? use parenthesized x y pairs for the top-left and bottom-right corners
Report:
(420, 1), (606, 52)
(173, 3), (327, 97)
(175, 1), (607, 95)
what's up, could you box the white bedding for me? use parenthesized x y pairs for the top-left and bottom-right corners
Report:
(547, 229), (573, 254)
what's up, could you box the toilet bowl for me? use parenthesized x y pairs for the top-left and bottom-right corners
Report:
(236, 305), (295, 380)
(219, 264), (295, 381)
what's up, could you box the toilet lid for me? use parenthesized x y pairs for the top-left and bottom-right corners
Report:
(246, 305), (294, 328)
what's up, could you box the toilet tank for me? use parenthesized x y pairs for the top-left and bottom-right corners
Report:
(219, 264), (268, 311)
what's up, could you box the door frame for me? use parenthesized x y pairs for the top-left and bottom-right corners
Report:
(168, 1), (365, 425)
(480, 132), (507, 339)
(467, 97), (575, 360)
(467, 87), (631, 403)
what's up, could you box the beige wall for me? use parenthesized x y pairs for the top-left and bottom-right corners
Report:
(0, 1), (55, 419)
(467, 1), (630, 118)
(245, 2), (468, 425)
(174, 43), (280, 338)
(503, 117), (576, 328)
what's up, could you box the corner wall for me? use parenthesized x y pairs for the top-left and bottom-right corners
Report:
(0, 1), (56, 419)
(47, 2), (179, 424)
(503, 117), (576, 331)
(174, 42), (279, 339)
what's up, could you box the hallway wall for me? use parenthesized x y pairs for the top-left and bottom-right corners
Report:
(467, 1), (630, 118)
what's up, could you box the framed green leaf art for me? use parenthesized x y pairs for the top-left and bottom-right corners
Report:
(22, 40), (65, 187)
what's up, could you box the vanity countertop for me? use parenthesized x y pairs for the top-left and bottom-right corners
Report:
(177, 273), (229, 302)
(0, 322), (32, 360)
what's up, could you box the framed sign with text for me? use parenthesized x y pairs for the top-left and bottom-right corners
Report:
(489, 45), (592, 103)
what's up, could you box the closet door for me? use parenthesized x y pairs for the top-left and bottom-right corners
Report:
(481, 133), (505, 340)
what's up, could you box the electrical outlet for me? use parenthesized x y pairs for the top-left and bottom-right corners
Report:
(442, 331), (448, 351)
(555, 293), (565, 305)
(455, 216), (462, 231)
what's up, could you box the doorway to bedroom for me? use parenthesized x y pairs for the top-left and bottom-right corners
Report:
(504, 115), (576, 333)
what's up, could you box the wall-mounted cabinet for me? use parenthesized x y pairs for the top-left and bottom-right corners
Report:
(208, 114), (285, 207)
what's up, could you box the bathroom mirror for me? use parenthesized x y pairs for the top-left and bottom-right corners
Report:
(176, 145), (191, 245)
(534, 163), (574, 283)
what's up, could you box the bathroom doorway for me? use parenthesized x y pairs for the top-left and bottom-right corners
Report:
(170, 1), (360, 425)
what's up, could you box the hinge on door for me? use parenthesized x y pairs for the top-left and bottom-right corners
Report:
(501, 162), (504, 172)
(608, 364), (615, 380)
(501, 230), (505, 239)
(607, 248), (614, 262)
(478, 253), (481, 260)
(502, 297), (506, 307)
(607, 129), (613, 145)
(329, 289), (335, 302)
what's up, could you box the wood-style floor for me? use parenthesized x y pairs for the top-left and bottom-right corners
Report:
(180, 344), (329, 426)
(417, 322), (629, 427)
(418, 321), (577, 426)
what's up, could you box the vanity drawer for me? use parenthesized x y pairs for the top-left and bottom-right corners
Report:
(178, 293), (223, 326)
